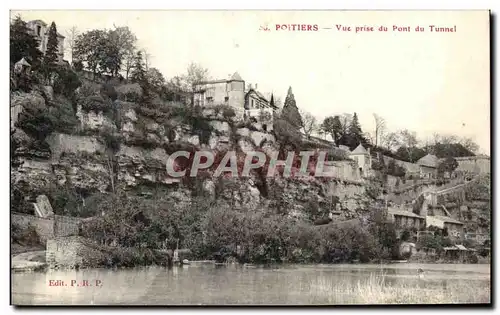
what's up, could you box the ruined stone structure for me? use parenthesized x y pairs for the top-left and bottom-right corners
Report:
(26, 19), (65, 62)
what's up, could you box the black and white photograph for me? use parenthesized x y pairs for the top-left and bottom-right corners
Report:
(9, 9), (491, 305)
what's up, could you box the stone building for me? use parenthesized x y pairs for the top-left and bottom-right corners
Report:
(426, 215), (465, 239)
(416, 153), (439, 179)
(387, 207), (425, 239)
(193, 72), (277, 120)
(349, 144), (372, 177)
(26, 19), (65, 62)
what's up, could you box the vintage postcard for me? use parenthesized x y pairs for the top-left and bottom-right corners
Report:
(10, 10), (490, 305)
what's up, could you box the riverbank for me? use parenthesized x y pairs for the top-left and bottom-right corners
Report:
(12, 251), (47, 272)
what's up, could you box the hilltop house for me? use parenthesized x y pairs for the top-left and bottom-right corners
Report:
(416, 154), (439, 179)
(193, 72), (278, 122)
(349, 144), (372, 177)
(26, 19), (65, 62)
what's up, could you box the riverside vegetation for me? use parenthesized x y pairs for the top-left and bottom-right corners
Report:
(10, 16), (490, 268)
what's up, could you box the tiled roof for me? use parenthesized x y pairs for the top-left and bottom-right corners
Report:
(388, 208), (424, 219)
(350, 144), (369, 155)
(417, 154), (439, 168)
(230, 72), (243, 81)
(246, 89), (269, 103)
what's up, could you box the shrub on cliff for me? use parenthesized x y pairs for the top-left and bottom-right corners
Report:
(52, 66), (82, 98)
(116, 83), (142, 102)
(48, 95), (79, 134)
(80, 95), (113, 115)
(78, 81), (101, 98)
(16, 106), (55, 140)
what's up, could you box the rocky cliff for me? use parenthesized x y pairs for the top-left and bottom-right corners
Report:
(10, 83), (369, 223)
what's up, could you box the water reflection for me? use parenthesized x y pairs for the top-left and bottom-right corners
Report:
(12, 263), (490, 305)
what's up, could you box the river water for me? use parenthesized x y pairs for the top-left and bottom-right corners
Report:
(12, 263), (490, 305)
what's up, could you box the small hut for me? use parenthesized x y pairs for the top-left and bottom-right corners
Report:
(14, 57), (31, 74)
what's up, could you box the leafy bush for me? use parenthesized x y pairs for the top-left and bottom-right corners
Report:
(116, 83), (142, 102)
(16, 106), (55, 140)
(52, 66), (82, 98)
(172, 105), (213, 145)
(11, 90), (46, 109)
(78, 81), (101, 98)
(80, 95), (113, 114)
(100, 83), (118, 101)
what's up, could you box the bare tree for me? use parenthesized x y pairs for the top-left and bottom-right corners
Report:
(459, 137), (480, 154)
(373, 113), (386, 147)
(64, 26), (80, 63)
(170, 62), (210, 92)
(300, 110), (318, 139)
(381, 131), (400, 151)
(123, 50), (135, 80)
(142, 49), (152, 71)
(339, 113), (353, 136)
(274, 96), (283, 108)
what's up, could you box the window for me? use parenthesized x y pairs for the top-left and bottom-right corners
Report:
(262, 124), (267, 132)
(251, 99), (254, 108)
(207, 97), (213, 103)
(225, 96), (229, 102)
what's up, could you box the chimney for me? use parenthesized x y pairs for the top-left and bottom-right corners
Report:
(248, 83), (253, 90)
(255, 83), (258, 90)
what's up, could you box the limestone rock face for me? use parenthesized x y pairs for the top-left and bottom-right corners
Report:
(76, 104), (116, 132)
(11, 89), (371, 223)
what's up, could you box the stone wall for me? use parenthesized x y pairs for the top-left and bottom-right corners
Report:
(46, 236), (85, 269)
(322, 160), (362, 182)
(54, 215), (82, 237)
(12, 213), (54, 243)
(455, 156), (490, 174)
(381, 154), (421, 174)
(12, 213), (83, 244)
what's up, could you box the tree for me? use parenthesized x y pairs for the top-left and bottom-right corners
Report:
(300, 110), (318, 139)
(373, 114), (386, 147)
(381, 131), (400, 151)
(142, 49), (151, 71)
(321, 115), (343, 145)
(10, 16), (42, 67)
(459, 137), (479, 154)
(273, 96), (283, 108)
(123, 50), (136, 80)
(437, 157), (459, 177)
(146, 67), (165, 94)
(394, 129), (424, 162)
(281, 87), (303, 129)
(346, 113), (367, 149)
(74, 29), (108, 77)
(44, 22), (59, 66)
(395, 146), (426, 163)
(130, 51), (146, 84)
(108, 26), (137, 76)
(170, 62), (210, 93)
(273, 114), (303, 156)
(65, 26), (79, 63)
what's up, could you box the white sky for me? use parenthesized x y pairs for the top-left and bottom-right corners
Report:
(12, 10), (490, 154)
